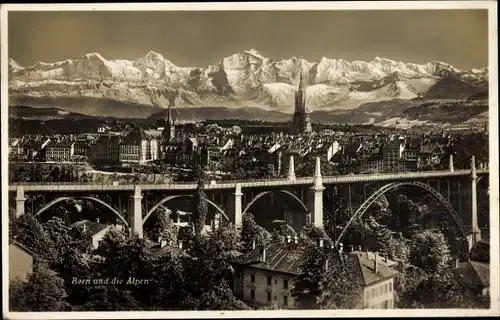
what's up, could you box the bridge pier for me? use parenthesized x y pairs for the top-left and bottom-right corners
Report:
(15, 186), (26, 218)
(470, 155), (481, 248)
(234, 183), (243, 228)
(288, 155), (296, 182)
(128, 186), (143, 238)
(307, 157), (325, 228)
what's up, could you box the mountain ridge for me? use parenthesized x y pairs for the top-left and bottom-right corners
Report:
(8, 50), (489, 125)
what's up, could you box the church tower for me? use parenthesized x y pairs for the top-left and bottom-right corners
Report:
(163, 98), (176, 142)
(291, 72), (312, 134)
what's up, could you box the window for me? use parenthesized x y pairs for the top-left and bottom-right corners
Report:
(384, 284), (388, 294)
(284, 279), (289, 290)
(267, 292), (272, 302)
(250, 289), (255, 300)
(371, 289), (374, 298)
(251, 274), (255, 283)
(283, 295), (288, 307)
(389, 282), (392, 292)
(366, 291), (370, 301)
(267, 276), (272, 286)
(382, 300), (389, 309)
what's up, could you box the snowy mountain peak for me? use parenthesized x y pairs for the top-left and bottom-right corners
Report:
(9, 58), (24, 71)
(82, 52), (106, 61)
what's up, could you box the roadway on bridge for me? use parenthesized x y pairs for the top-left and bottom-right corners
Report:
(8, 169), (487, 192)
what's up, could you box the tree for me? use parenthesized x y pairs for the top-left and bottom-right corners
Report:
(389, 194), (422, 237)
(241, 212), (271, 250)
(393, 264), (428, 308)
(210, 223), (243, 258)
(180, 234), (242, 310)
(301, 224), (333, 248)
(191, 167), (208, 236)
(43, 217), (88, 268)
(9, 212), (55, 262)
(149, 207), (178, 245)
(410, 271), (475, 308)
(367, 220), (393, 255)
(9, 263), (71, 311)
(77, 286), (140, 311)
(409, 230), (452, 273)
(56, 247), (94, 307)
(319, 252), (363, 309)
(469, 240), (490, 263)
(291, 245), (326, 309)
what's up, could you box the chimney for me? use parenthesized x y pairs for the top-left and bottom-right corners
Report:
(455, 258), (459, 268)
(287, 235), (292, 243)
(160, 239), (167, 248)
(260, 246), (267, 263)
(96, 218), (100, 224)
(357, 245), (362, 251)
(374, 252), (379, 274)
(252, 239), (256, 250)
(178, 240), (183, 249)
(294, 235), (298, 244)
(83, 223), (87, 233)
(384, 256), (388, 263)
(350, 245), (354, 252)
(319, 239), (324, 248)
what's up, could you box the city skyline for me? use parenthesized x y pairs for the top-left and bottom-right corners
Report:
(9, 10), (488, 70)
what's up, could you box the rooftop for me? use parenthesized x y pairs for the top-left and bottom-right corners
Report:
(452, 260), (490, 288)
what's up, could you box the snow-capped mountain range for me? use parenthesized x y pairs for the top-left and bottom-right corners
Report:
(8, 49), (488, 118)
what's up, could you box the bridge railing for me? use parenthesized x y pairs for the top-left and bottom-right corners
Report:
(8, 169), (487, 187)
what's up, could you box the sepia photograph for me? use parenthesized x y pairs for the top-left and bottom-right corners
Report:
(1, 2), (498, 318)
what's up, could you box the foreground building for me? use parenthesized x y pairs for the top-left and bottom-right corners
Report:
(9, 241), (35, 282)
(231, 241), (398, 309)
(451, 260), (490, 296)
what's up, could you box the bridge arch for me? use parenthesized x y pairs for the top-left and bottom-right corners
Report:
(335, 181), (469, 245)
(242, 190), (308, 216)
(143, 195), (230, 224)
(35, 196), (129, 227)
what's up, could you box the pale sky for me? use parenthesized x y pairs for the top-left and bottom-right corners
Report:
(8, 10), (488, 70)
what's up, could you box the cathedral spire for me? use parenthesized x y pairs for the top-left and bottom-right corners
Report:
(163, 91), (177, 142)
(166, 99), (174, 125)
(291, 71), (312, 134)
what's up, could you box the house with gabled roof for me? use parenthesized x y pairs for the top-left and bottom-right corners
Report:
(9, 241), (36, 282)
(231, 240), (399, 309)
(451, 260), (490, 296)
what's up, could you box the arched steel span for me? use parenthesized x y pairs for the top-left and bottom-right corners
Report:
(242, 190), (308, 216)
(35, 197), (129, 227)
(334, 181), (469, 246)
(143, 195), (230, 224)
(477, 176), (486, 184)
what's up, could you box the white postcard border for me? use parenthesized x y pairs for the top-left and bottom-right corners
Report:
(1, 2), (498, 318)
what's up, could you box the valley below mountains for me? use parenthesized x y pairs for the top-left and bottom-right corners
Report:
(8, 49), (489, 127)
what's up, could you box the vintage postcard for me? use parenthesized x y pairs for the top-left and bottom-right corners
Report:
(1, 2), (498, 319)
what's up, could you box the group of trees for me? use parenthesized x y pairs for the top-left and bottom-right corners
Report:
(329, 190), (490, 309)
(9, 163), (90, 183)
